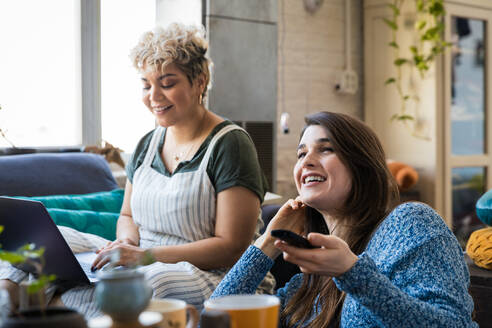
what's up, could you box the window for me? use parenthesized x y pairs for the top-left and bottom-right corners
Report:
(101, 0), (202, 153)
(445, 9), (492, 248)
(450, 17), (487, 247)
(0, 0), (203, 152)
(0, 0), (81, 147)
(101, 0), (156, 153)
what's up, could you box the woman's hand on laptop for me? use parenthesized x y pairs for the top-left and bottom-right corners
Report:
(91, 243), (146, 271)
(97, 238), (138, 254)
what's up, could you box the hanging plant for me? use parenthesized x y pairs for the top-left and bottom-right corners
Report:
(383, 0), (450, 138)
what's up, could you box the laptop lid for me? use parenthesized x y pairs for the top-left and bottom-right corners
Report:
(0, 196), (93, 286)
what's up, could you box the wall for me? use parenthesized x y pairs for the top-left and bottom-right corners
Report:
(205, 0), (277, 122)
(204, 0), (278, 189)
(276, 0), (364, 199)
(155, 0), (364, 199)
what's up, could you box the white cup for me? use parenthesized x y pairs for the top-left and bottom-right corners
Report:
(147, 298), (199, 328)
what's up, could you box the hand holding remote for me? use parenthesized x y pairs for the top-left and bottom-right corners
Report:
(270, 229), (318, 249)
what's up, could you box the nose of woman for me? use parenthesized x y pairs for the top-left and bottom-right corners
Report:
(300, 150), (317, 168)
(149, 85), (166, 103)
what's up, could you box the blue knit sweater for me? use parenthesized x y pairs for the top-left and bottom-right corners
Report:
(211, 202), (478, 327)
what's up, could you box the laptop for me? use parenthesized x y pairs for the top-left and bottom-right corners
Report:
(0, 196), (98, 287)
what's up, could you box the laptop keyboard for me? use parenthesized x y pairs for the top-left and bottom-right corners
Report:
(74, 252), (98, 282)
(79, 261), (97, 279)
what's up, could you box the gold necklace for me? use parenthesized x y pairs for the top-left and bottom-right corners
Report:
(171, 112), (208, 163)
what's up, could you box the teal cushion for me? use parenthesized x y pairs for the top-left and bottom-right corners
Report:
(26, 188), (124, 213)
(476, 189), (492, 226)
(48, 209), (118, 241)
(17, 189), (124, 240)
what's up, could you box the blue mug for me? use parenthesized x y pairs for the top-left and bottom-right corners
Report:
(95, 267), (152, 323)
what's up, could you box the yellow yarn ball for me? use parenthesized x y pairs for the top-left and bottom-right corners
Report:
(466, 227), (492, 270)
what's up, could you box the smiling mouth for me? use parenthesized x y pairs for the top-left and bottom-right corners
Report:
(303, 175), (326, 184)
(153, 104), (173, 113)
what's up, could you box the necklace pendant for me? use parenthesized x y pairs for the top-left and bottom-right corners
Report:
(174, 155), (180, 162)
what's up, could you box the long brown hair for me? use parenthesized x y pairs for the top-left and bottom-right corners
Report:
(282, 112), (399, 328)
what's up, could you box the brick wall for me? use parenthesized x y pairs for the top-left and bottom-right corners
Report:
(275, 0), (364, 199)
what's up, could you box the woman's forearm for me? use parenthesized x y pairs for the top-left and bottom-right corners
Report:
(150, 236), (248, 270)
(116, 215), (140, 246)
(116, 181), (139, 245)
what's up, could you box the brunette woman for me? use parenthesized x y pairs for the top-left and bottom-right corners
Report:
(211, 111), (477, 327)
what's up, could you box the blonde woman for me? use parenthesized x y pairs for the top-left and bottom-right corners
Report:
(0, 23), (271, 317)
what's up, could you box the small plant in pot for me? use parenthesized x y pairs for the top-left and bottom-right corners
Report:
(0, 226), (87, 328)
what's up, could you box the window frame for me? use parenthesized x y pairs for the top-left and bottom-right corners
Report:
(442, 3), (492, 225)
(81, 0), (101, 146)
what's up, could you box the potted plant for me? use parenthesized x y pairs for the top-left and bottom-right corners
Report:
(0, 226), (87, 328)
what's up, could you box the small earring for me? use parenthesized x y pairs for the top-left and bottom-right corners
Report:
(199, 94), (203, 105)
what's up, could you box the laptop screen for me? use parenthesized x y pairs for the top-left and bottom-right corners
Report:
(0, 197), (91, 285)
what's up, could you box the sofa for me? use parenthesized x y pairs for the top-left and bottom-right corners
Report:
(0, 152), (122, 240)
(0, 152), (297, 290)
(0, 152), (118, 197)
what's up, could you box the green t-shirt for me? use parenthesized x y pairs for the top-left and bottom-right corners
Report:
(126, 121), (268, 203)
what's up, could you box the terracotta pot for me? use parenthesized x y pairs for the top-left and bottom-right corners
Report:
(2, 307), (87, 328)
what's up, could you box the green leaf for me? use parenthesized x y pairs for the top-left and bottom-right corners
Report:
(18, 243), (36, 251)
(26, 274), (56, 294)
(385, 78), (396, 85)
(416, 0), (424, 11)
(415, 20), (427, 31)
(417, 61), (429, 71)
(398, 114), (415, 121)
(410, 46), (418, 54)
(394, 58), (407, 66)
(390, 114), (400, 122)
(383, 18), (398, 30)
(0, 226), (3, 234)
(388, 41), (399, 48)
(403, 95), (410, 101)
(27, 280), (43, 294)
(17, 245), (44, 260)
(390, 114), (415, 122)
(387, 3), (400, 16)
(429, 2), (445, 16)
(0, 251), (26, 264)
(413, 54), (424, 65)
(422, 25), (442, 41)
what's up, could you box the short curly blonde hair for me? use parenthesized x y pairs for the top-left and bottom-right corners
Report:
(130, 23), (212, 99)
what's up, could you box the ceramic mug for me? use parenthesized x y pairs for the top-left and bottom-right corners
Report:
(204, 295), (280, 328)
(95, 268), (152, 324)
(146, 298), (199, 328)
